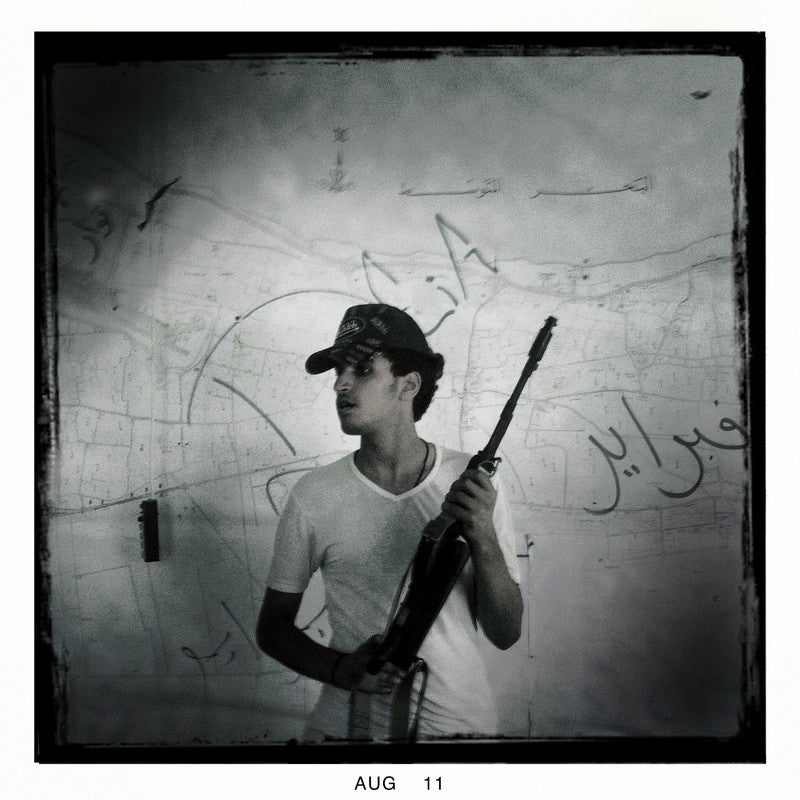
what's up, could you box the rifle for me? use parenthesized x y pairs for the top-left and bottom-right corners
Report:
(367, 315), (557, 674)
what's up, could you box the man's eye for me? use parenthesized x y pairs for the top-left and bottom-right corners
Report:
(355, 364), (372, 377)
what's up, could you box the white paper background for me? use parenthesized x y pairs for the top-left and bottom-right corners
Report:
(5, 2), (796, 798)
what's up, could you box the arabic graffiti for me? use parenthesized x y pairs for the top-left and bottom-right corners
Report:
(326, 151), (353, 193)
(322, 127), (353, 192)
(138, 176), (182, 231)
(61, 200), (115, 267)
(361, 250), (400, 306)
(360, 249), (457, 336)
(584, 396), (749, 515)
(532, 175), (650, 199)
(181, 631), (235, 675)
(434, 213), (498, 300)
(359, 216), (494, 336)
(399, 177), (501, 199)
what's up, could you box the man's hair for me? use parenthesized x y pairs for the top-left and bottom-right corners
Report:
(382, 347), (445, 422)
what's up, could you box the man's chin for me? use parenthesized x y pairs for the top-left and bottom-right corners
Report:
(338, 418), (361, 436)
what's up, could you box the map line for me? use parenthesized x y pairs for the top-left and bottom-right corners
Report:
(186, 289), (368, 424)
(211, 377), (296, 456)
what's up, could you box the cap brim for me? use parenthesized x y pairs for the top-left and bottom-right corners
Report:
(305, 341), (384, 374)
(305, 347), (340, 374)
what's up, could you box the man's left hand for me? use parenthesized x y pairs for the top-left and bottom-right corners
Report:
(440, 469), (497, 548)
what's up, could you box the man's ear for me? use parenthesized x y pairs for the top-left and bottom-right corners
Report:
(399, 371), (422, 401)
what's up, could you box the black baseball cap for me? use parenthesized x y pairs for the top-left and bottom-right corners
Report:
(305, 304), (434, 375)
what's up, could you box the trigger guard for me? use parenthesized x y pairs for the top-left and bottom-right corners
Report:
(477, 457), (501, 476)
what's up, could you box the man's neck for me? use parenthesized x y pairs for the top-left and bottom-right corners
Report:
(355, 425), (430, 495)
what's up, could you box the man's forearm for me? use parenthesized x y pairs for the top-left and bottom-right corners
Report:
(259, 617), (344, 686)
(441, 469), (523, 649)
(470, 532), (523, 650)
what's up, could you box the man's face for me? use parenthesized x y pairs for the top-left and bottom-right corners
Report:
(333, 353), (403, 435)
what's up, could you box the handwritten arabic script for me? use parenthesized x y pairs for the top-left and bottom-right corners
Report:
(400, 177), (501, 199)
(584, 396), (749, 515)
(532, 175), (650, 199)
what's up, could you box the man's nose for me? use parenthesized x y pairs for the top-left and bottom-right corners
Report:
(334, 369), (352, 392)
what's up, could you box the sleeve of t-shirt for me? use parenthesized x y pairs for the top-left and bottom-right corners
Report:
(492, 476), (521, 584)
(266, 491), (321, 594)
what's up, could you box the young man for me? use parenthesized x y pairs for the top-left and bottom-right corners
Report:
(257, 304), (522, 741)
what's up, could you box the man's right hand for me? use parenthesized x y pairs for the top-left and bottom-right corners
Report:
(332, 635), (404, 694)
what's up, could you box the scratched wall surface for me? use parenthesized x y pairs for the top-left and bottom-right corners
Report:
(45, 53), (749, 743)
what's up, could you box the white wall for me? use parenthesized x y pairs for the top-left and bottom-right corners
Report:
(45, 52), (750, 743)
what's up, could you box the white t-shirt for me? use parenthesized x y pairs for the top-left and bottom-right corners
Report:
(267, 444), (520, 741)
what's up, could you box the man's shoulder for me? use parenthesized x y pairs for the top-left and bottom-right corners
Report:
(433, 444), (507, 488)
(429, 444), (472, 485)
(287, 453), (354, 506)
(435, 444), (471, 470)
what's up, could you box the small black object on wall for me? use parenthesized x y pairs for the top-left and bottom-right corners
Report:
(138, 499), (160, 562)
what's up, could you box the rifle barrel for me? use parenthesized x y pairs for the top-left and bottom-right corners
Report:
(484, 316), (557, 456)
